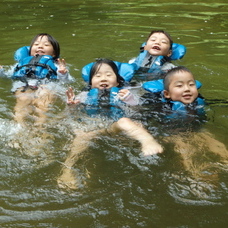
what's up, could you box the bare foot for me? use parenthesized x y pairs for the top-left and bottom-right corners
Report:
(57, 168), (80, 190)
(141, 140), (163, 156)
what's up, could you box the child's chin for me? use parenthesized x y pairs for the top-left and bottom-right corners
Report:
(148, 51), (160, 56)
(183, 100), (193, 104)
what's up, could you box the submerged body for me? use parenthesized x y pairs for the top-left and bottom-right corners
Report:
(141, 66), (228, 181)
(58, 59), (163, 189)
(12, 33), (70, 126)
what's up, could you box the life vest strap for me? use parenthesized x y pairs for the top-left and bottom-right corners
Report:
(14, 62), (57, 79)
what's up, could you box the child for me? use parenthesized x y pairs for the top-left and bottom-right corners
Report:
(57, 58), (163, 189)
(129, 30), (186, 80)
(11, 33), (70, 126)
(142, 66), (228, 181)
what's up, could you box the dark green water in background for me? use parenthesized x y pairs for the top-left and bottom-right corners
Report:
(0, 0), (228, 227)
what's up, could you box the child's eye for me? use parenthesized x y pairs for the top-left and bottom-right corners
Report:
(176, 84), (182, 88)
(189, 81), (196, 86)
(162, 40), (168, 44)
(149, 37), (156, 41)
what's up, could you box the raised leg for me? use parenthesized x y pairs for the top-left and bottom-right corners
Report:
(108, 117), (163, 156)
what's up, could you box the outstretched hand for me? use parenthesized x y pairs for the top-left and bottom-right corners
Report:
(118, 89), (131, 100)
(66, 87), (80, 105)
(57, 58), (68, 74)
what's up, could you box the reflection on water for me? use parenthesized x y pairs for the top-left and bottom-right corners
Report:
(1, 0), (228, 227)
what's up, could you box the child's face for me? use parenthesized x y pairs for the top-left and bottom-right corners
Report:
(164, 71), (199, 104)
(30, 35), (55, 57)
(91, 63), (119, 90)
(144, 32), (172, 57)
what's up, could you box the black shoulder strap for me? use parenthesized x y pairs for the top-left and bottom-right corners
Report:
(14, 55), (57, 79)
(29, 54), (42, 65)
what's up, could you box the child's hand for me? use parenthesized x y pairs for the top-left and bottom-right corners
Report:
(66, 87), (80, 105)
(118, 89), (131, 101)
(57, 58), (68, 74)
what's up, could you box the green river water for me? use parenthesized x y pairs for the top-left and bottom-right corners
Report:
(0, 0), (228, 227)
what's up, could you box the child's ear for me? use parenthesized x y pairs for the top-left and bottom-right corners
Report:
(163, 90), (171, 99)
(167, 50), (172, 57)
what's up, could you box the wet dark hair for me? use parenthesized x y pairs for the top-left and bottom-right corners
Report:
(164, 66), (193, 91)
(89, 58), (125, 87)
(29, 33), (60, 59)
(147, 30), (173, 50)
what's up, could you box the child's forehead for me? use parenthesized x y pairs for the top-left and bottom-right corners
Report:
(149, 32), (169, 40)
(170, 71), (195, 81)
(97, 63), (113, 71)
(34, 35), (50, 42)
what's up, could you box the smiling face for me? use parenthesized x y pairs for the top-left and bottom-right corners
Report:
(144, 32), (172, 57)
(91, 63), (119, 90)
(30, 35), (55, 57)
(164, 71), (199, 104)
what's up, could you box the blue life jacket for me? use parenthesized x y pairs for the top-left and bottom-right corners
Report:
(84, 87), (124, 120)
(85, 87), (120, 106)
(142, 79), (205, 116)
(12, 46), (57, 80)
(82, 61), (135, 83)
(81, 61), (134, 120)
(131, 43), (186, 73)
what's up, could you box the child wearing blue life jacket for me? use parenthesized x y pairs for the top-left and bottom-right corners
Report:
(142, 66), (228, 181)
(57, 58), (163, 189)
(129, 30), (186, 81)
(12, 33), (71, 126)
(142, 66), (205, 118)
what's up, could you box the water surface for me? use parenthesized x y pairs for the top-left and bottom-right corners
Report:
(0, 0), (228, 227)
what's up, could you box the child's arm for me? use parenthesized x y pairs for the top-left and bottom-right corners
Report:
(118, 89), (139, 106)
(0, 66), (4, 76)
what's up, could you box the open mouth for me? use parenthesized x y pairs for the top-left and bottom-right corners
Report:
(152, 45), (161, 51)
(36, 50), (45, 55)
(100, 84), (109, 88)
